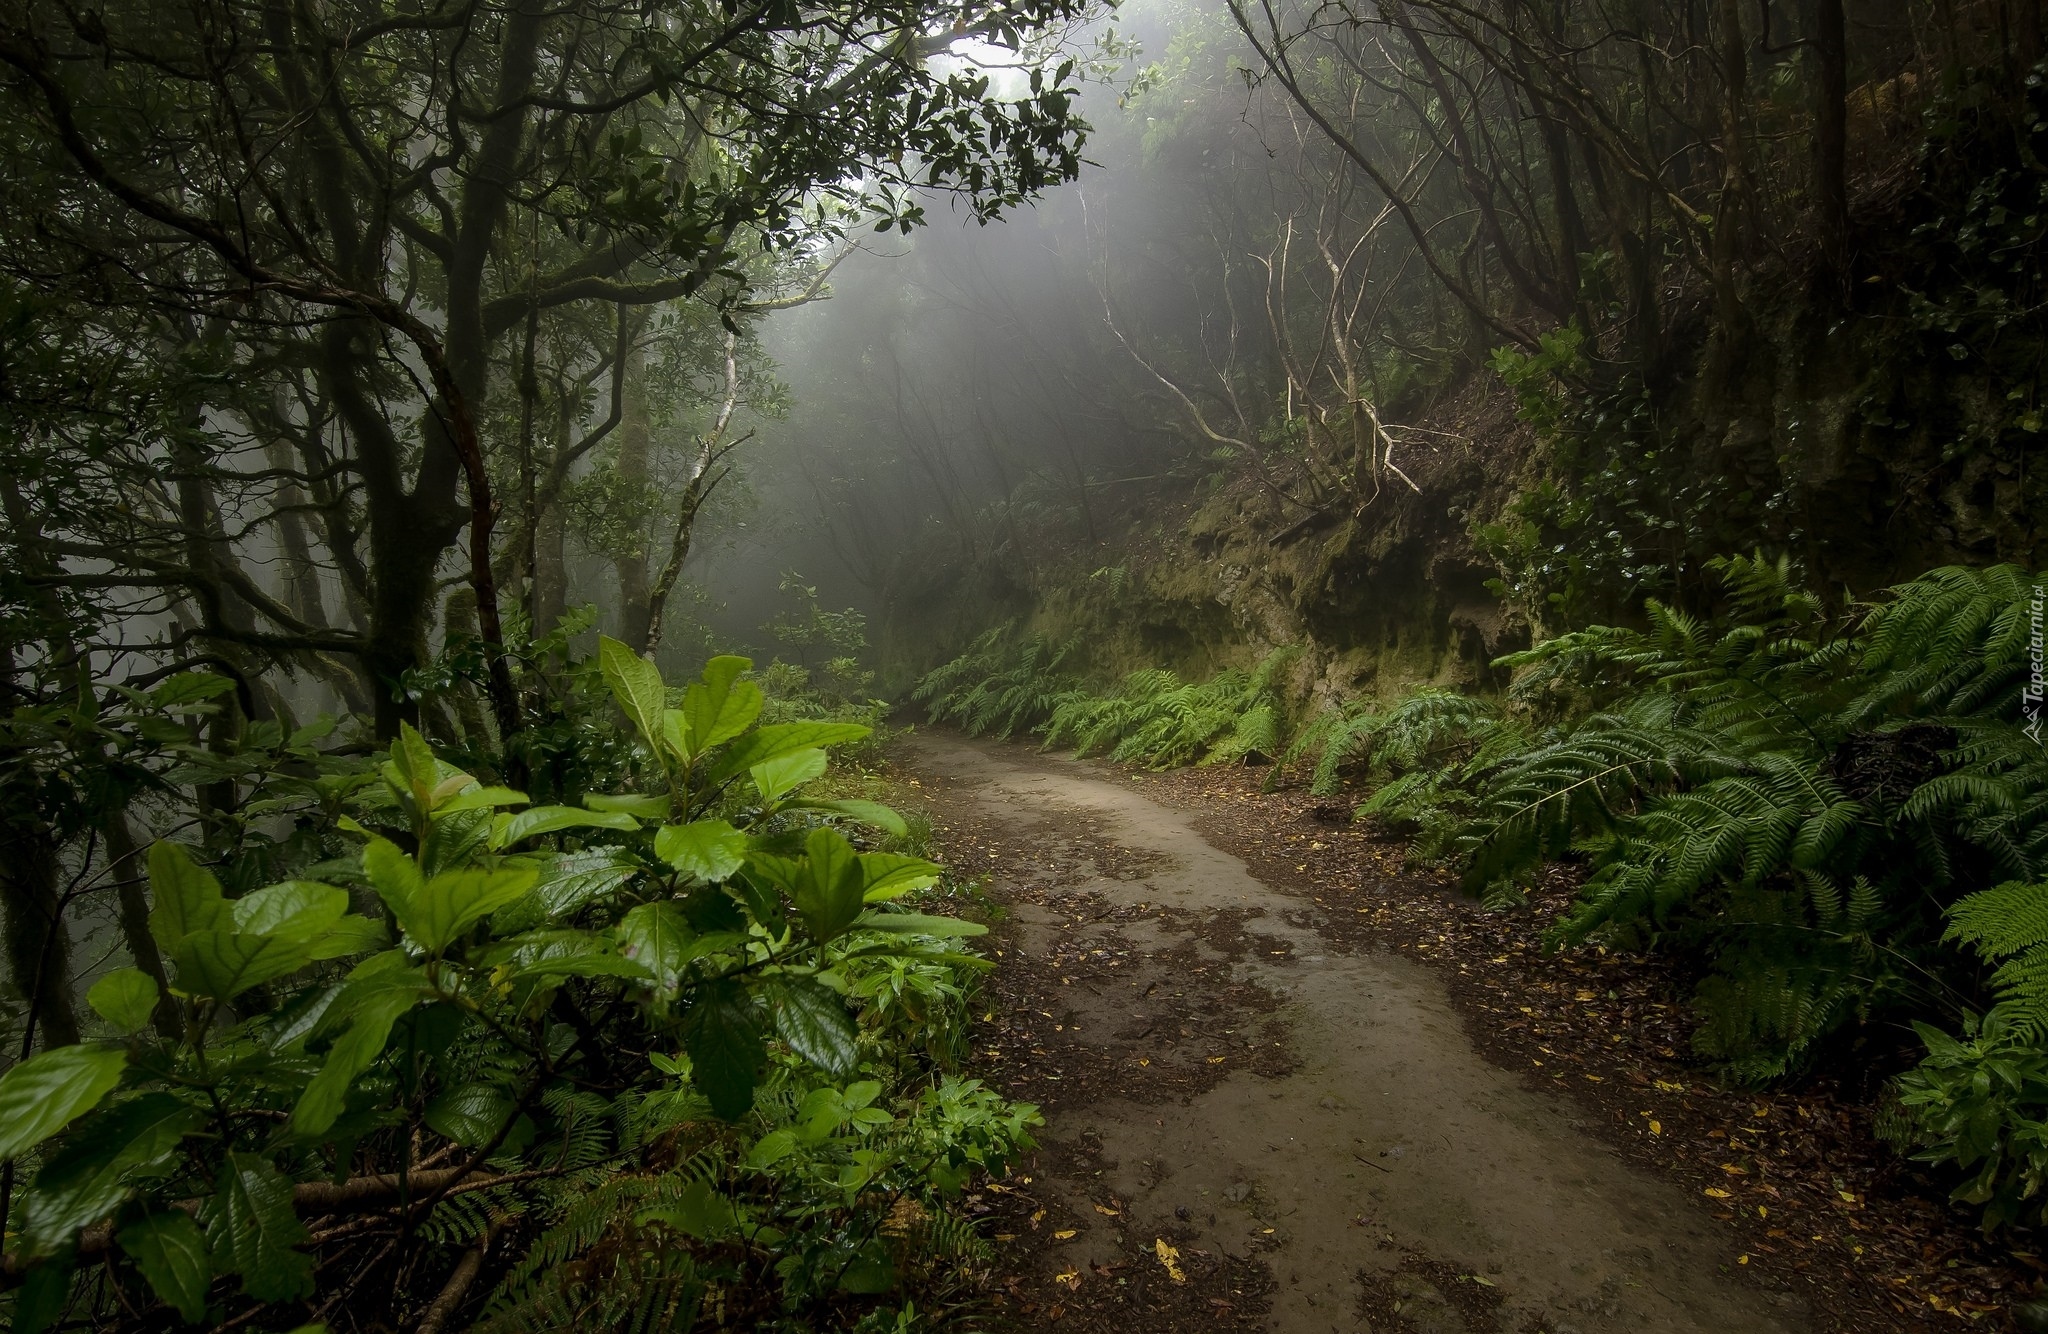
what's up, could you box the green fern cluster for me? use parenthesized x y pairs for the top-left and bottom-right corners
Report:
(1039, 648), (1298, 768)
(1450, 556), (2044, 1079)
(1282, 688), (1532, 859)
(912, 626), (1079, 739)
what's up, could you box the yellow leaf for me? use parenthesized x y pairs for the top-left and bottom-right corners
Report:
(1737, 1254), (1749, 1265)
(1721, 1163), (1748, 1175)
(1655, 1079), (1686, 1093)
(1838, 1190), (1857, 1203)
(1094, 1204), (1121, 1216)
(1704, 1188), (1733, 1199)
(1155, 1238), (1186, 1283)
(1031, 1209), (1046, 1224)
(996, 1233), (1019, 1242)
(1052, 1229), (1077, 1240)
(1054, 1269), (1081, 1289)
(1137, 1058), (1151, 1067)
(1207, 1056), (1227, 1064)
(1649, 1120), (1662, 1135)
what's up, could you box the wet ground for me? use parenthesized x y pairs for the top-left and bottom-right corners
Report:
(902, 731), (1810, 1334)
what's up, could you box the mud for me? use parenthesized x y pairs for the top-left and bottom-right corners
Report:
(904, 731), (1808, 1334)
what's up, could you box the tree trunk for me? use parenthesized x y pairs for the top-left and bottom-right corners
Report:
(614, 346), (654, 652)
(1814, 0), (1850, 271)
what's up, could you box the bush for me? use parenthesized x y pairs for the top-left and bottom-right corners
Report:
(0, 639), (1032, 1332)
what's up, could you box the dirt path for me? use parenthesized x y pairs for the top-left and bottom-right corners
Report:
(903, 731), (1809, 1334)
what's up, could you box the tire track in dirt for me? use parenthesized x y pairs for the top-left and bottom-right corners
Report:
(904, 731), (1807, 1334)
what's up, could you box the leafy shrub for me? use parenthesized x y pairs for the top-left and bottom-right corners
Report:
(1453, 557), (2043, 1079)
(1039, 648), (1297, 768)
(0, 639), (1030, 1332)
(913, 627), (1079, 739)
(1886, 1004), (2048, 1230)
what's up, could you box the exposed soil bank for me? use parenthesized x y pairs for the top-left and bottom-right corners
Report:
(903, 731), (1808, 1334)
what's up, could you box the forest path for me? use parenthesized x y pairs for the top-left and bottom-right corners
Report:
(899, 731), (1806, 1334)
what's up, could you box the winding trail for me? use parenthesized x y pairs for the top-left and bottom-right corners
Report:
(902, 731), (1807, 1334)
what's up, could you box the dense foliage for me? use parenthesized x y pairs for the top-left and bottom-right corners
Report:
(0, 644), (1031, 1332)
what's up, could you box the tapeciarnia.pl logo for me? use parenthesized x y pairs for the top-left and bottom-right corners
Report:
(2028, 582), (2045, 746)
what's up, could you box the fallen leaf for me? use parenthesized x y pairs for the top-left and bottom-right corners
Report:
(1054, 1269), (1081, 1289)
(1155, 1238), (1186, 1282)
(1655, 1079), (1686, 1093)
(1649, 1120), (1662, 1135)
(1053, 1229), (1078, 1240)
(1705, 1187), (1733, 1199)
(1094, 1204), (1121, 1216)
(1207, 1056), (1227, 1064)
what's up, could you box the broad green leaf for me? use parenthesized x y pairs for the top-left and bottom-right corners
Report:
(118, 1211), (211, 1322)
(751, 748), (826, 803)
(584, 792), (671, 819)
(0, 1049), (126, 1163)
(532, 849), (638, 919)
(172, 932), (311, 1001)
(12, 1253), (75, 1334)
(504, 932), (644, 981)
(647, 1176), (740, 1239)
(704, 722), (870, 784)
(859, 853), (943, 902)
(788, 799), (909, 836)
(618, 902), (697, 991)
(0, 1045), (128, 1161)
(420, 806), (493, 879)
(682, 978), (763, 1120)
(490, 805), (640, 849)
(19, 1094), (201, 1255)
(654, 820), (748, 882)
(361, 838), (424, 918)
(147, 671), (238, 707)
(424, 1083), (515, 1147)
(763, 975), (858, 1076)
(599, 635), (667, 748)
(147, 842), (227, 952)
(744, 1129), (798, 1170)
(212, 1152), (313, 1302)
(291, 971), (426, 1136)
(794, 828), (866, 944)
(231, 881), (349, 942)
(86, 969), (159, 1035)
(436, 785), (530, 814)
(303, 916), (390, 961)
(851, 911), (988, 939)
(394, 867), (539, 955)
(682, 655), (761, 758)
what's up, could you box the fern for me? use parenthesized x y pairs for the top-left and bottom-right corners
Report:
(1040, 649), (1299, 768)
(1451, 560), (2046, 1078)
(914, 627), (1079, 739)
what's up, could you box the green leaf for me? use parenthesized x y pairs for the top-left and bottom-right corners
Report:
(654, 820), (748, 882)
(618, 902), (697, 991)
(505, 933), (645, 981)
(852, 911), (987, 938)
(859, 853), (943, 902)
(0, 1044), (128, 1160)
(231, 881), (350, 942)
(361, 838), (424, 919)
(682, 655), (761, 758)
(87, 968), (160, 1035)
(751, 748), (826, 802)
(211, 1152), (313, 1302)
(172, 931), (311, 1001)
(118, 1211), (211, 1322)
(787, 799), (908, 836)
(532, 849), (639, 920)
(647, 1177), (740, 1239)
(682, 978), (763, 1120)
(704, 722), (870, 784)
(424, 1083), (516, 1147)
(794, 828), (866, 943)
(12, 1252), (76, 1334)
(490, 805), (640, 849)
(763, 975), (858, 1076)
(435, 784), (529, 814)
(148, 842), (227, 952)
(20, 1094), (200, 1256)
(599, 635), (668, 749)
(303, 916), (390, 961)
(290, 970), (426, 1137)
(744, 1128), (798, 1170)
(148, 671), (238, 707)
(393, 867), (540, 955)
(584, 792), (671, 820)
